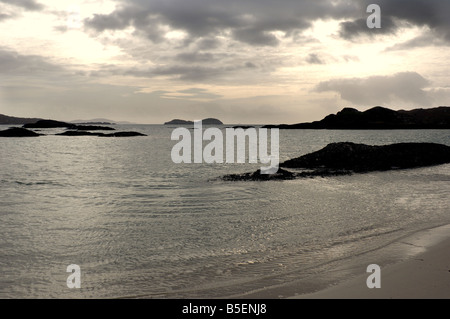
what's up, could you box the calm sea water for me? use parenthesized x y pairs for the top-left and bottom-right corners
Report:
(0, 125), (449, 298)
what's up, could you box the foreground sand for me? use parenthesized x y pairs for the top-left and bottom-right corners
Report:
(294, 224), (450, 299)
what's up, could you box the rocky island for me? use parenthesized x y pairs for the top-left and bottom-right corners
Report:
(223, 142), (450, 181)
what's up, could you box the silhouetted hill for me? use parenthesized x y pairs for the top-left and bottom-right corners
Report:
(263, 106), (450, 129)
(0, 114), (43, 125)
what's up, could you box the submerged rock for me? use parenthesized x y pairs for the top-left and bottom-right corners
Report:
(222, 142), (450, 181)
(0, 127), (41, 137)
(222, 168), (296, 181)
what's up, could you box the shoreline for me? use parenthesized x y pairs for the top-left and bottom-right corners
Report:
(233, 224), (450, 299)
(291, 223), (450, 299)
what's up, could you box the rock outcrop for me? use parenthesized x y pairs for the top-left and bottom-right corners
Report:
(23, 119), (76, 129)
(0, 127), (42, 137)
(222, 142), (450, 181)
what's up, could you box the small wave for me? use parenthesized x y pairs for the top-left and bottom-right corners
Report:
(10, 180), (65, 187)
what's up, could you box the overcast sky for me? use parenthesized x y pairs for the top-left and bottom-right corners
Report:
(1, 0), (449, 124)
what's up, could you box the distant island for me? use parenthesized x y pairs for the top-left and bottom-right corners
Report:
(263, 106), (450, 129)
(164, 118), (223, 125)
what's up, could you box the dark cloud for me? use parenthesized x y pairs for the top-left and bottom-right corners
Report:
(385, 33), (449, 51)
(338, 0), (450, 45)
(339, 16), (398, 39)
(83, 0), (450, 48)
(0, 0), (44, 11)
(0, 47), (62, 76)
(84, 0), (357, 46)
(244, 62), (257, 69)
(306, 53), (324, 65)
(315, 72), (433, 105)
(0, 13), (14, 21)
(196, 37), (222, 51)
(232, 28), (279, 46)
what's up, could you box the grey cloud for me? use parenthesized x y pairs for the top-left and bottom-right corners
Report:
(107, 64), (233, 82)
(306, 53), (324, 65)
(0, 13), (14, 21)
(339, 16), (398, 39)
(84, 0), (357, 47)
(156, 88), (223, 100)
(338, 0), (450, 45)
(196, 37), (222, 51)
(385, 33), (449, 51)
(244, 62), (257, 69)
(0, 48), (62, 76)
(315, 72), (433, 106)
(174, 52), (216, 63)
(82, 0), (450, 48)
(0, 0), (43, 11)
(232, 28), (279, 47)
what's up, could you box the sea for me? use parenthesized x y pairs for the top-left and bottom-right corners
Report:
(0, 124), (449, 298)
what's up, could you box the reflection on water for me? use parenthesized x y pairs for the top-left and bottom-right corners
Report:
(0, 126), (449, 298)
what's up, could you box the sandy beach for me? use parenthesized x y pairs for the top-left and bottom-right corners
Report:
(294, 224), (450, 299)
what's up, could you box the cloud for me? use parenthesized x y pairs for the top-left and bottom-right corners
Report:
(0, 47), (62, 76)
(149, 88), (223, 100)
(385, 33), (449, 51)
(0, 13), (14, 21)
(0, 0), (44, 11)
(314, 72), (433, 105)
(83, 0), (357, 47)
(306, 53), (325, 65)
(337, 0), (450, 45)
(339, 16), (399, 39)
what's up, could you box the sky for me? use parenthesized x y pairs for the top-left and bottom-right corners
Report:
(1, 0), (449, 124)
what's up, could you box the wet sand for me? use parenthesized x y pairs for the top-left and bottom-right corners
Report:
(293, 224), (450, 299)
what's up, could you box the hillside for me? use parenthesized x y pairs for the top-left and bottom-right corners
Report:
(0, 114), (43, 125)
(263, 106), (450, 129)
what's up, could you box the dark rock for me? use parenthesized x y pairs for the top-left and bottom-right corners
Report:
(222, 168), (296, 181)
(282, 142), (450, 172)
(0, 127), (41, 137)
(23, 119), (76, 129)
(221, 142), (450, 181)
(56, 131), (102, 136)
